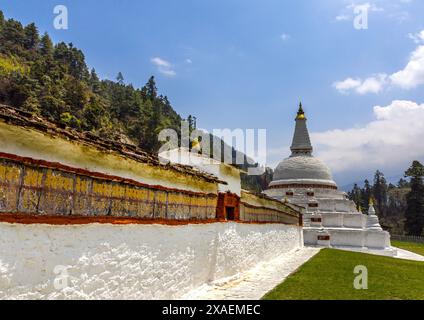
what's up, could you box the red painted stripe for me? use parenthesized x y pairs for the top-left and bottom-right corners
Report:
(0, 213), (297, 226)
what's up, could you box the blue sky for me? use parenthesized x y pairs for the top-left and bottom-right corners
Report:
(2, 0), (424, 186)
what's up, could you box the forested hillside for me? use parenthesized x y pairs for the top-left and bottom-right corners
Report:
(0, 10), (271, 191)
(0, 10), (182, 152)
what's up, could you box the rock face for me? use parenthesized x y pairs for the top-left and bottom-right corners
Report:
(264, 104), (394, 256)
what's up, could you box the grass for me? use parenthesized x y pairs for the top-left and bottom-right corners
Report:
(262, 248), (424, 300)
(392, 240), (424, 256)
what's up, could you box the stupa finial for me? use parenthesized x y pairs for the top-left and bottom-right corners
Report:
(290, 101), (313, 156)
(296, 101), (305, 120)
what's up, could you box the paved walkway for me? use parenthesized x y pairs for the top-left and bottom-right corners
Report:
(183, 247), (321, 300)
(394, 247), (424, 262)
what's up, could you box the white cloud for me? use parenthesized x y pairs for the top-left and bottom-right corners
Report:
(357, 74), (388, 94)
(333, 74), (387, 95)
(311, 100), (424, 175)
(150, 57), (176, 77)
(334, 33), (424, 94)
(151, 57), (171, 68)
(280, 33), (291, 41)
(388, 10), (410, 23)
(390, 46), (424, 89)
(185, 58), (193, 64)
(408, 30), (424, 43)
(333, 78), (362, 92)
(335, 14), (350, 21)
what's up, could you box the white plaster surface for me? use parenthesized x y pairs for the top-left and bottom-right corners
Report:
(182, 247), (321, 300)
(394, 248), (424, 262)
(304, 228), (393, 255)
(0, 222), (302, 300)
(159, 148), (241, 196)
(272, 156), (334, 183)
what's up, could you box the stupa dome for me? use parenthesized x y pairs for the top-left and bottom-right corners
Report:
(273, 155), (333, 181)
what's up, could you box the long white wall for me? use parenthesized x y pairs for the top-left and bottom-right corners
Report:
(0, 222), (302, 300)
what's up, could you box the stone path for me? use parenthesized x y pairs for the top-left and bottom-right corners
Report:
(183, 247), (321, 300)
(182, 246), (424, 300)
(394, 247), (424, 262)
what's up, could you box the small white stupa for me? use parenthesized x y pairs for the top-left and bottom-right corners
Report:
(366, 198), (383, 231)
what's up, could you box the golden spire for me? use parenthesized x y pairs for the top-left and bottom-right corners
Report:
(296, 102), (306, 120)
(369, 197), (375, 206)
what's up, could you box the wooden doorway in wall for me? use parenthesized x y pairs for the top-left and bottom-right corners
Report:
(216, 192), (240, 221)
(226, 207), (235, 221)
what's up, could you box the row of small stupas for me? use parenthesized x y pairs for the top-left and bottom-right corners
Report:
(264, 104), (395, 256)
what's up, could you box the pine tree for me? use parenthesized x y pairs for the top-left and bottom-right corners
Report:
(145, 76), (157, 99)
(89, 68), (101, 93)
(398, 178), (410, 189)
(1, 19), (26, 55)
(138, 99), (161, 152)
(0, 10), (5, 31)
(373, 170), (388, 216)
(116, 72), (124, 85)
(68, 46), (89, 80)
(23, 23), (39, 50)
(361, 179), (372, 213)
(350, 183), (364, 211)
(404, 161), (424, 235)
(39, 32), (53, 56)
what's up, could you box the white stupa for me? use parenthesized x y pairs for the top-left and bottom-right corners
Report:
(264, 103), (395, 256)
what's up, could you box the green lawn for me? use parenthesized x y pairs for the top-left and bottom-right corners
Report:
(263, 248), (424, 300)
(392, 240), (424, 256)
